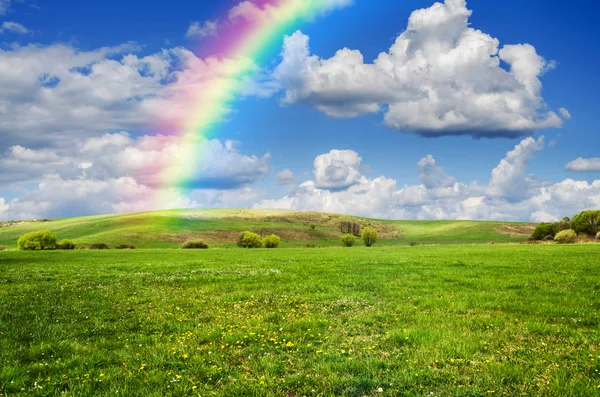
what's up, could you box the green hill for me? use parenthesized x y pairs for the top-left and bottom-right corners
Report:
(0, 208), (535, 249)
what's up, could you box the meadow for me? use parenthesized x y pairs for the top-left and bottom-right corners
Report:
(1, 244), (599, 396)
(0, 209), (534, 249)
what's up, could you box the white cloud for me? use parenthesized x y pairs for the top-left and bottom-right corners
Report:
(0, 132), (271, 188)
(559, 108), (571, 120)
(417, 154), (455, 189)
(228, 0), (352, 24)
(565, 157), (600, 172)
(271, 0), (566, 137)
(0, 21), (29, 34)
(254, 137), (600, 221)
(275, 169), (296, 185)
(0, 0), (10, 15)
(313, 149), (362, 190)
(186, 20), (218, 38)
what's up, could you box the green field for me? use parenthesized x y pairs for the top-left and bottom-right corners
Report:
(1, 245), (599, 396)
(0, 209), (534, 249)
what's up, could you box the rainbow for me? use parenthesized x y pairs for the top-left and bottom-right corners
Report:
(140, 0), (343, 206)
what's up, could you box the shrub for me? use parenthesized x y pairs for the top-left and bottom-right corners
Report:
(57, 239), (76, 250)
(18, 230), (57, 251)
(597, 232), (600, 241)
(340, 234), (356, 247)
(554, 229), (576, 244)
(115, 244), (136, 249)
(181, 239), (208, 249)
(89, 243), (109, 250)
(409, 242), (418, 246)
(262, 234), (281, 248)
(543, 235), (554, 241)
(237, 231), (263, 248)
(310, 224), (316, 231)
(530, 222), (557, 240)
(0, 245), (6, 251)
(571, 210), (600, 236)
(361, 227), (378, 247)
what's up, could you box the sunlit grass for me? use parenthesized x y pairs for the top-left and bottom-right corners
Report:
(1, 244), (599, 396)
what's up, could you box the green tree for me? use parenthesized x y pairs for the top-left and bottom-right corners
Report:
(263, 234), (281, 248)
(530, 222), (557, 240)
(361, 227), (378, 247)
(554, 229), (577, 244)
(17, 231), (57, 251)
(570, 210), (600, 236)
(340, 234), (356, 247)
(237, 231), (263, 248)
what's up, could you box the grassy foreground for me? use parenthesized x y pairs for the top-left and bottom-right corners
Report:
(1, 245), (599, 396)
(0, 209), (534, 249)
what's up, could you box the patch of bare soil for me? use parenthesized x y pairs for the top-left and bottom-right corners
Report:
(494, 223), (536, 238)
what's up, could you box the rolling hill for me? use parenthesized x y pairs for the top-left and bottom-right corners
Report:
(0, 209), (535, 249)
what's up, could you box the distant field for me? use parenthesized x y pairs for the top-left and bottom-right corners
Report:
(0, 209), (534, 249)
(1, 245), (599, 396)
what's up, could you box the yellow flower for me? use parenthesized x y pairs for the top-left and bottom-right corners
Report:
(286, 342), (295, 347)
(192, 386), (197, 390)
(99, 373), (105, 377)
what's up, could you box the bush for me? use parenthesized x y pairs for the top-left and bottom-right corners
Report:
(554, 229), (577, 244)
(310, 224), (316, 231)
(18, 230), (57, 251)
(340, 234), (356, 247)
(543, 235), (554, 241)
(597, 232), (600, 241)
(237, 231), (263, 248)
(89, 243), (109, 250)
(361, 227), (378, 247)
(0, 245), (6, 251)
(262, 234), (281, 248)
(409, 242), (418, 246)
(571, 210), (600, 236)
(56, 239), (76, 250)
(339, 221), (361, 236)
(115, 244), (136, 249)
(181, 239), (208, 249)
(530, 222), (557, 241)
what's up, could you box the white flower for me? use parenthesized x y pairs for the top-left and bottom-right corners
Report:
(378, 388), (383, 393)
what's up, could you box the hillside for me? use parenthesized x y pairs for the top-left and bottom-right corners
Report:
(0, 209), (535, 249)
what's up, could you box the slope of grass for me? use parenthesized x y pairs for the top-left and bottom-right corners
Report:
(1, 245), (599, 396)
(0, 209), (534, 249)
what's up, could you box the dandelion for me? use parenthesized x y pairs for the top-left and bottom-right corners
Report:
(286, 342), (295, 347)
(99, 374), (104, 377)
(378, 387), (384, 392)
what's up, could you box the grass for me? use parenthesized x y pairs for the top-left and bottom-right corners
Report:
(0, 209), (534, 249)
(1, 244), (599, 396)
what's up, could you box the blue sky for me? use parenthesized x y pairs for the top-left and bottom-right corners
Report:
(0, 0), (599, 221)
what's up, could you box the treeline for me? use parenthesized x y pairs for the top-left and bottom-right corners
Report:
(531, 210), (600, 243)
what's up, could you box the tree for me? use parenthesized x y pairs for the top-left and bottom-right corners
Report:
(570, 210), (600, 236)
(530, 223), (557, 241)
(17, 231), (57, 251)
(310, 225), (316, 231)
(237, 231), (263, 248)
(340, 234), (356, 247)
(361, 227), (378, 247)
(339, 221), (361, 236)
(263, 234), (281, 248)
(556, 217), (571, 232)
(554, 229), (576, 244)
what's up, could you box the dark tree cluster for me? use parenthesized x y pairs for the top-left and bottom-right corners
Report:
(339, 221), (361, 236)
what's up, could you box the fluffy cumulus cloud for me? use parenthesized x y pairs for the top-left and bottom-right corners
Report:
(186, 20), (218, 38)
(0, 21), (29, 34)
(313, 149), (362, 190)
(565, 157), (600, 172)
(254, 137), (600, 221)
(275, 169), (296, 185)
(271, 0), (567, 137)
(0, 132), (271, 220)
(0, 40), (261, 149)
